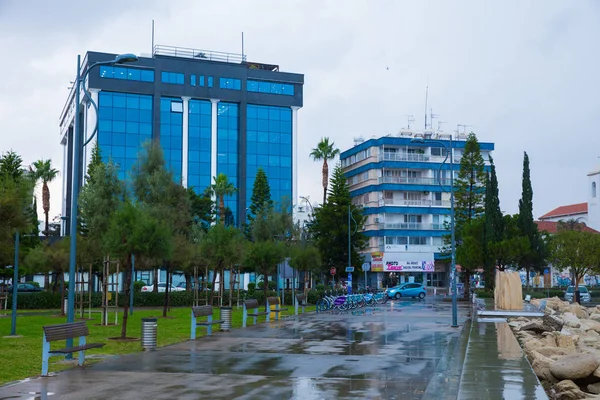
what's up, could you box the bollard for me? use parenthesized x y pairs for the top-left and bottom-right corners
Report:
(220, 307), (232, 332)
(141, 318), (157, 351)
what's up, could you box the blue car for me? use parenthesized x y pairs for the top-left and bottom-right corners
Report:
(387, 283), (426, 300)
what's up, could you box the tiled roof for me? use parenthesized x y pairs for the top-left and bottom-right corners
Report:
(535, 220), (599, 234)
(539, 203), (588, 220)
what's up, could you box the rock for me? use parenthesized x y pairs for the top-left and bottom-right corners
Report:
(541, 333), (558, 347)
(580, 330), (600, 345)
(563, 313), (582, 328)
(557, 334), (578, 351)
(530, 350), (559, 383)
(547, 297), (570, 313)
(553, 379), (588, 399)
(543, 315), (564, 332)
(569, 304), (589, 319)
(581, 319), (600, 333)
(589, 383), (600, 395)
(550, 353), (600, 380)
(521, 320), (545, 333)
(593, 365), (600, 379)
(589, 314), (600, 323)
(536, 347), (573, 358)
(523, 338), (545, 353)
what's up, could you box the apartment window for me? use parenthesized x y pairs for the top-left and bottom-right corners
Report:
(404, 215), (422, 223)
(409, 237), (428, 245)
(431, 147), (447, 157)
(100, 66), (154, 82)
(432, 237), (443, 246)
(161, 71), (184, 85)
(247, 80), (294, 96)
(199, 76), (205, 86)
(208, 76), (214, 87)
(191, 75), (196, 86)
(434, 192), (442, 201)
(219, 77), (241, 90)
(593, 182), (597, 198)
(363, 193), (370, 204)
(384, 191), (393, 199)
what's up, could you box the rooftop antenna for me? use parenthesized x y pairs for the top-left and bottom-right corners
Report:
(430, 109), (439, 130)
(437, 121), (446, 131)
(457, 124), (472, 136)
(151, 19), (155, 56)
(424, 81), (429, 130)
(241, 32), (245, 61)
(405, 114), (415, 129)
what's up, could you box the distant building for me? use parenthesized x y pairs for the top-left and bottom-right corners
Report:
(340, 129), (494, 289)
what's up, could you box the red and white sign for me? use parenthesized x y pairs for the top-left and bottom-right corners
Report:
(330, 267), (337, 275)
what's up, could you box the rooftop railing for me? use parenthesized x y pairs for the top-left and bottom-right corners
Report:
(153, 45), (247, 64)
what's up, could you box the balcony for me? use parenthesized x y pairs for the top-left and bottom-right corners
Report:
(380, 153), (430, 162)
(381, 199), (451, 207)
(379, 176), (452, 186)
(378, 222), (447, 230)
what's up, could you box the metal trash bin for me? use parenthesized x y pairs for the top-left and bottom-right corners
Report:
(220, 307), (232, 331)
(141, 317), (157, 350)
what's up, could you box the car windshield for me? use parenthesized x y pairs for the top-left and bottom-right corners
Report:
(567, 286), (588, 293)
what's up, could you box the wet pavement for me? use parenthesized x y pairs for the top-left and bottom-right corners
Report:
(0, 299), (471, 400)
(458, 320), (548, 400)
(0, 299), (546, 400)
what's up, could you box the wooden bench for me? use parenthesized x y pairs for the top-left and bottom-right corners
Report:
(190, 305), (224, 339)
(42, 321), (104, 376)
(295, 294), (311, 315)
(242, 299), (270, 327)
(266, 296), (288, 321)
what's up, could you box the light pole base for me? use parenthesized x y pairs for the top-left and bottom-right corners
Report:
(451, 325), (459, 328)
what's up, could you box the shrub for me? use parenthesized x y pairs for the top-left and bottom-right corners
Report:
(247, 282), (256, 292)
(134, 281), (146, 292)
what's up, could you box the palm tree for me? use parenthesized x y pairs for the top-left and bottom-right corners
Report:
(310, 137), (340, 205)
(210, 173), (237, 224)
(31, 159), (59, 236)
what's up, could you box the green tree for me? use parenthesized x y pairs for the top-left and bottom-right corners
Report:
(517, 152), (540, 287)
(310, 137), (340, 205)
(310, 164), (367, 281)
(199, 223), (245, 306)
(456, 217), (485, 286)
(288, 242), (321, 294)
(188, 187), (214, 230)
(453, 132), (486, 298)
(31, 159), (59, 236)
(549, 229), (600, 303)
(210, 173), (237, 224)
(483, 156), (503, 289)
(490, 214), (529, 271)
(0, 150), (25, 181)
(104, 201), (172, 338)
(247, 168), (273, 224)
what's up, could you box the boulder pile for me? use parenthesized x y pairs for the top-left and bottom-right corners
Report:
(510, 297), (600, 399)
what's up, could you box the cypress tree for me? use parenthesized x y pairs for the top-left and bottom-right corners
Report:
(248, 168), (273, 223)
(517, 152), (538, 287)
(483, 155), (503, 288)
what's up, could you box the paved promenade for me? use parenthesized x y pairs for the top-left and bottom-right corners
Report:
(0, 298), (547, 399)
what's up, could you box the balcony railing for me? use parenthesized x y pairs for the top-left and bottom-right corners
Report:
(378, 222), (447, 230)
(153, 45), (247, 64)
(379, 176), (452, 186)
(380, 153), (430, 162)
(381, 199), (451, 207)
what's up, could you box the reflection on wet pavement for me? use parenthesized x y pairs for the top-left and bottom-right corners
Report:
(0, 300), (470, 400)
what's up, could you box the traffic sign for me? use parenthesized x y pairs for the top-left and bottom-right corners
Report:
(362, 262), (371, 272)
(544, 268), (549, 275)
(330, 267), (336, 275)
(345, 267), (355, 273)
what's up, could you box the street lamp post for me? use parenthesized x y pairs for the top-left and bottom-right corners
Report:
(67, 53), (138, 347)
(10, 232), (19, 336)
(347, 205), (360, 295)
(411, 136), (458, 328)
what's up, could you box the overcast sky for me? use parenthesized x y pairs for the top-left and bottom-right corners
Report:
(1, 0), (599, 223)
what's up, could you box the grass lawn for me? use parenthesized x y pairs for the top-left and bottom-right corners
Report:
(0, 304), (313, 385)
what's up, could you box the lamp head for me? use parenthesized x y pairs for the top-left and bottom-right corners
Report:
(411, 137), (425, 143)
(114, 53), (138, 64)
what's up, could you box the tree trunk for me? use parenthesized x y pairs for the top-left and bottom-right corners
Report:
(153, 268), (158, 293)
(209, 267), (219, 306)
(525, 266), (530, 288)
(322, 160), (329, 205)
(59, 273), (65, 315)
(121, 254), (132, 339)
(229, 268), (234, 307)
(44, 272), (50, 290)
(219, 195), (225, 224)
(42, 182), (50, 236)
(185, 272), (191, 291)
(463, 269), (472, 300)
(263, 274), (269, 312)
(163, 262), (170, 318)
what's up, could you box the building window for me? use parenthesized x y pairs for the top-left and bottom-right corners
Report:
(430, 147), (447, 157)
(188, 99), (212, 194)
(409, 237), (428, 245)
(199, 76), (205, 86)
(593, 182), (597, 198)
(219, 77), (241, 90)
(99, 66), (154, 82)
(160, 97), (184, 182)
(247, 80), (294, 96)
(97, 92), (153, 181)
(161, 71), (184, 85)
(217, 102), (239, 223)
(208, 76), (214, 87)
(191, 75), (196, 86)
(246, 104), (293, 216)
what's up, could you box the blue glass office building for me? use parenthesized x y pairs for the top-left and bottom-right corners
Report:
(59, 45), (304, 233)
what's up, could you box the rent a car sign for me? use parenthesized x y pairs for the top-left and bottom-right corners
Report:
(383, 259), (435, 272)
